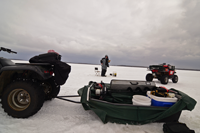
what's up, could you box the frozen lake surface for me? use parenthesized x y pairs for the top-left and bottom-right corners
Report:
(0, 61), (199, 133)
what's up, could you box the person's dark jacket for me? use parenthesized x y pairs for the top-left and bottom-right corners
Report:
(100, 57), (109, 69)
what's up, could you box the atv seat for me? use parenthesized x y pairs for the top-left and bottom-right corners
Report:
(0, 58), (15, 69)
(95, 67), (100, 76)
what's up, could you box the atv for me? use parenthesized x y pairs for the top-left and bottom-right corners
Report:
(146, 63), (178, 84)
(0, 47), (70, 118)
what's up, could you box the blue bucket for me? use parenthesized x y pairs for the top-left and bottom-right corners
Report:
(151, 99), (176, 107)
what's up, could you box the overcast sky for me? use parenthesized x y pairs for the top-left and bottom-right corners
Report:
(0, 0), (200, 69)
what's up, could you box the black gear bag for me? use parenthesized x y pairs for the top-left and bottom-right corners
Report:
(29, 52), (71, 85)
(163, 122), (195, 133)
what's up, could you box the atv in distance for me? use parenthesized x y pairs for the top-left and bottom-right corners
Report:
(146, 63), (178, 84)
(0, 47), (70, 118)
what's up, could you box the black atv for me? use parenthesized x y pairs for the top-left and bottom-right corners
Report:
(0, 47), (70, 118)
(146, 63), (178, 84)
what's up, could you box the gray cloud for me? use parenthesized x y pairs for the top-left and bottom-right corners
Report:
(0, 0), (200, 69)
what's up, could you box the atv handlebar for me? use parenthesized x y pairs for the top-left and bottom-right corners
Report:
(0, 47), (17, 54)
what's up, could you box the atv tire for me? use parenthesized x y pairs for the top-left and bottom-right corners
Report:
(1, 81), (45, 118)
(160, 75), (169, 84)
(146, 73), (153, 81)
(42, 77), (60, 100)
(172, 75), (178, 83)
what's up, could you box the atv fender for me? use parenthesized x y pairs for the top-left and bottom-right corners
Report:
(0, 65), (52, 96)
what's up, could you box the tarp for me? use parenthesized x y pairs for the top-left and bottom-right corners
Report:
(78, 82), (196, 125)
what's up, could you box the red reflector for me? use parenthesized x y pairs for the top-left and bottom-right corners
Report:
(49, 71), (53, 75)
(44, 70), (48, 73)
(44, 71), (53, 75)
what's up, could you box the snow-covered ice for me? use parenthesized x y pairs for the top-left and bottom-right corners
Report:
(0, 61), (199, 133)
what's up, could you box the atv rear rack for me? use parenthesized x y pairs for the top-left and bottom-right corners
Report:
(16, 63), (52, 66)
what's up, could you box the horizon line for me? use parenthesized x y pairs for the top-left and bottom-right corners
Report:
(10, 58), (200, 71)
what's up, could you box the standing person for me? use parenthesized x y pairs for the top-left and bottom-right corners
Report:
(100, 55), (110, 77)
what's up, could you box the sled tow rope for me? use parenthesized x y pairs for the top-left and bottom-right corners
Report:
(56, 95), (81, 104)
